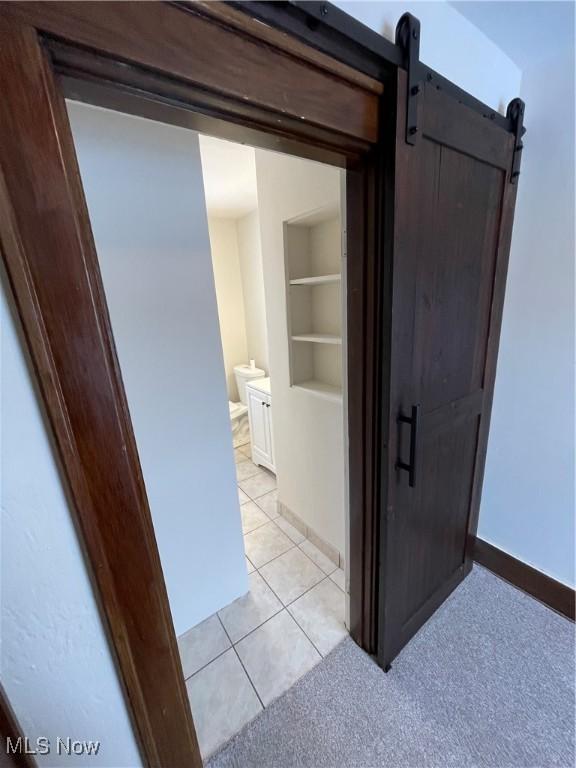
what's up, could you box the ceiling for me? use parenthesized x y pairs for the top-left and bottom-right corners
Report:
(450, 1), (575, 69)
(199, 134), (258, 219)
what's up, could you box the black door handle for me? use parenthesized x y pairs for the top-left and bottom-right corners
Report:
(396, 404), (420, 488)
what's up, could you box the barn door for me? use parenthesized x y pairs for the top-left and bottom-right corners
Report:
(378, 29), (523, 666)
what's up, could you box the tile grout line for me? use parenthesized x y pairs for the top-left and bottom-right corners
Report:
(298, 541), (339, 577)
(254, 566), (333, 660)
(241, 500), (297, 568)
(240, 500), (283, 536)
(181, 569), (342, 685)
(280, 570), (349, 657)
(182, 644), (231, 683)
(244, 504), (339, 589)
(216, 612), (266, 711)
(182, 463), (337, 717)
(227, 604), (286, 651)
(182, 554), (345, 687)
(180, 561), (343, 678)
(245, 538), (297, 571)
(226, 578), (325, 670)
(230, 563), (330, 650)
(241, 482), (339, 575)
(258, 565), (330, 610)
(284, 606), (326, 660)
(328, 570), (346, 594)
(242, 478), (340, 574)
(238, 478), (347, 660)
(238, 482), (278, 504)
(238, 483), (344, 607)
(253, 545), (348, 656)
(254, 563), (346, 658)
(236, 465), (265, 482)
(186, 559), (344, 669)
(290, 530), (338, 576)
(242, 517), (275, 536)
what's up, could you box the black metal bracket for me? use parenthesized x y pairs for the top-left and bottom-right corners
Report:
(395, 13), (422, 145)
(506, 98), (526, 184)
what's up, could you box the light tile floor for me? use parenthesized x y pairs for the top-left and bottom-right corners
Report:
(180, 443), (348, 759)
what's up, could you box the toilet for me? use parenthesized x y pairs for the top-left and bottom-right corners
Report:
(229, 363), (265, 447)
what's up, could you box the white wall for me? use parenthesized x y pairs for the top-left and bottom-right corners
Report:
(479, 41), (575, 587)
(208, 217), (249, 401)
(1, 268), (143, 767)
(335, 1), (521, 111)
(255, 151), (346, 553)
(237, 210), (269, 374)
(67, 102), (248, 635)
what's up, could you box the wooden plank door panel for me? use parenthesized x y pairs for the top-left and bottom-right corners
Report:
(379, 72), (519, 666)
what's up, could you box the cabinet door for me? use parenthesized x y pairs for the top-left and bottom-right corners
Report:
(264, 402), (275, 472)
(247, 389), (268, 457)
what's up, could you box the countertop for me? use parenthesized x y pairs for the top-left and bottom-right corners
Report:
(246, 376), (271, 395)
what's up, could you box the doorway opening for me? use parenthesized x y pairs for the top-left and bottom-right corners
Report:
(66, 104), (350, 759)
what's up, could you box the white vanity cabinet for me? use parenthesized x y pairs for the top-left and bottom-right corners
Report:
(246, 379), (275, 473)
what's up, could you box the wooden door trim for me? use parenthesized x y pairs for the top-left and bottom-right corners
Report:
(473, 539), (576, 621)
(0, 20), (200, 767)
(0, 3), (386, 765)
(0, 685), (36, 768)
(2, 1), (381, 145)
(466, 175), (519, 549)
(179, 1), (384, 95)
(347, 154), (381, 651)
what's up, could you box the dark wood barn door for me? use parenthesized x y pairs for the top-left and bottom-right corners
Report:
(378, 70), (521, 667)
(0, 1), (525, 758)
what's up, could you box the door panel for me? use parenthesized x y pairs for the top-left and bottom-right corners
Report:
(266, 402), (275, 471)
(248, 389), (268, 456)
(397, 415), (480, 626)
(379, 72), (519, 666)
(414, 147), (503, 411)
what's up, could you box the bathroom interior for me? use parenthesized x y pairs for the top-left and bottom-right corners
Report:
(66, 101), (349, 759)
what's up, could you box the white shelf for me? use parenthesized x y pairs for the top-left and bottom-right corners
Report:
(294, 380), (342, 402)
(291, 334), (342, 345)
(285, 210), (343, 394)
(289, 274), (341, 286)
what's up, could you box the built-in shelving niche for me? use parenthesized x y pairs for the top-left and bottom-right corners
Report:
(284, 206), (343, 401)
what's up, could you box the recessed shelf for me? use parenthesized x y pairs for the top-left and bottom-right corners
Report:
(291, 334), (342, 345)
(293, 380), (342, 402)
(289, 274), (341, 286)
(284, 208), (343, 394)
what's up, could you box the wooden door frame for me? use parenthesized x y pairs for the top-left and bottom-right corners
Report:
(0, 3), (387, 766)
(0, 685), (36, 768)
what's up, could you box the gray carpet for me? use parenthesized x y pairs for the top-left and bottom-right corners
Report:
(208, 565), (575, 768)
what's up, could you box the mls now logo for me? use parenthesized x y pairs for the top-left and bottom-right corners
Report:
(6, 737), (101, 756)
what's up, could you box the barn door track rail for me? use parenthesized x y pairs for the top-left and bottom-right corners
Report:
(236, 0), (526, 151)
